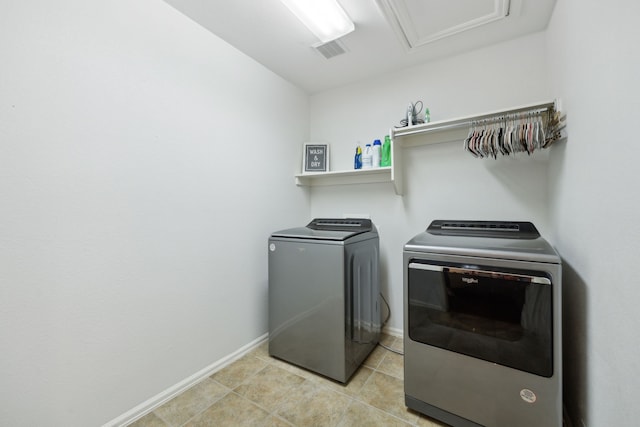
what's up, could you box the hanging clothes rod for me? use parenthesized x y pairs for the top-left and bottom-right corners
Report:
(393, 100), (557, 138)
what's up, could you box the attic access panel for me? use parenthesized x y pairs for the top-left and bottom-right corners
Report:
(377, 0), (511, 51)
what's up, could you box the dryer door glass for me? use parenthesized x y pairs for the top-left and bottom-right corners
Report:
(407, 260), (553, 377)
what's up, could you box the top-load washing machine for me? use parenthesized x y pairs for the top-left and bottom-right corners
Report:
(268, 218), (380, 383)
(404, 220), (562, 427)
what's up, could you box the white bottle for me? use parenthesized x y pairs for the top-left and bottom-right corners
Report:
(372, 139), (381, 168)
(362, 144), (373, 169)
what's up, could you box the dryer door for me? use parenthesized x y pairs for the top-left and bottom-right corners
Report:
(407, 260), (553, 377)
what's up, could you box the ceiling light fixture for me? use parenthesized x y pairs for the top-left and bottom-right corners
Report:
(280, 0), (355, 43)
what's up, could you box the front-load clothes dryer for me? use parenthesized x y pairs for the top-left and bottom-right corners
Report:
(268, 218), (380, 383)
(404, 220), (562, 427)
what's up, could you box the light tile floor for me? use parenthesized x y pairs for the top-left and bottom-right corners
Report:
(129, 334), (446, 427)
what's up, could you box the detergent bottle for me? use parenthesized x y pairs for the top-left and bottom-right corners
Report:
(354, 145), (362, 169)
(381, 135), (391, 167)
(362, 144), (373, 169)
(372, 139), (381, 168)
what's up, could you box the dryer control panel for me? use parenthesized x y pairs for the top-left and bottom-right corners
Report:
(307, 218), (372, 233)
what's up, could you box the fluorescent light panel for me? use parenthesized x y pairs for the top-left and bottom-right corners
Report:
(281, 0), (355, 43)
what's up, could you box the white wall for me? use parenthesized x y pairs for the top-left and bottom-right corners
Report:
(0, 1), (309, 425)
(309, 32), (553, 332)
(7, 1), (638, 426)
(546, 0), (640, 426)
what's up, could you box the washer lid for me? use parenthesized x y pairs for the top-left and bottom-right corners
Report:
(271, 218), (373, 241)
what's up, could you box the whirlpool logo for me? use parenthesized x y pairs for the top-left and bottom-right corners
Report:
(461, 277), (479, 284)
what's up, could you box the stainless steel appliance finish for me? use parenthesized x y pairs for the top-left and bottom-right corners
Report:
(269, 218), (380, 383)
(404, 220), (562, 427)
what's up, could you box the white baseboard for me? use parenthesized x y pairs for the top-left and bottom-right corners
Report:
(382, 325), (403, 338)
(103, 333), (268, 427)
(104, 326), (402, 427)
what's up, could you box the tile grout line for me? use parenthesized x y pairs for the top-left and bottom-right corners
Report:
(155, 349), (273, 427)
(227, 359), (308, 426)
(362, 343), (421, 426)
(265, 378), (318, 427)
(230, 389), (296, 427)
(261, 342), (397, 426)
(296, 343), (409, 425)
(333, 398), (357, 427)
(155, 337), (410, 427)
(150, 410), (172, 427)
(174, 378), (235, 427)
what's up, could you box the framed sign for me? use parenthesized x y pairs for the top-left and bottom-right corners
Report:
(303, 143), (329, 173)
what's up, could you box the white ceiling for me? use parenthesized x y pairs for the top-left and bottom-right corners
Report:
(162, 0), (556, 94)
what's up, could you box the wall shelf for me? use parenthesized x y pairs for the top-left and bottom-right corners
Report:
(295, 167), (393, 188)
(295, 99), (559, 196)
